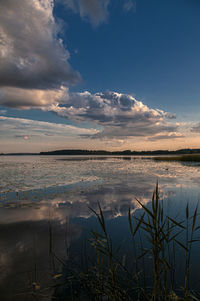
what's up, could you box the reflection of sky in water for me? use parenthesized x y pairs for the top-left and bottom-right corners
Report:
(1, 155), (200, 194)
(1, 156), (200, 299)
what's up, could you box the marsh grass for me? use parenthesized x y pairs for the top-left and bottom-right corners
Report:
(25, 184), (200, 300)
(60, 183), (200, 301)
(154, 154), (200, 162)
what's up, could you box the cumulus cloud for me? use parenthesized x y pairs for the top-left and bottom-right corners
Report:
(0, 1), (180, 143)
(0, 0), (80, 91)
(46, 91), (178, 139)
(47, 91), (174, 123)
(0, 86), (68, 109)
(61, 0), (110, 26)
(0, 86), (179, 140)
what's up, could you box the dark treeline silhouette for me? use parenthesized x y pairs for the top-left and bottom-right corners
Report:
(1, 148), (200, 156)
(40, 148), (200, 156)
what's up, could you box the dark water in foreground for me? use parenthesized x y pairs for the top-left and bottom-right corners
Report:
(1, 155), (200, 300)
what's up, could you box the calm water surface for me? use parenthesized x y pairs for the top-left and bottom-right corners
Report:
(1, 155), (200, 300)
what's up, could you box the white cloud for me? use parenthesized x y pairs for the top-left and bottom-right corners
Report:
(61, 0), (110, 26)
(0, 0), (80, 90)
(0, 85), (180, 141)
(0, 86), (68, 109)
(46, 91), (178, 139)
(0, 1), (183, 145)
(0, 116), (98, 138)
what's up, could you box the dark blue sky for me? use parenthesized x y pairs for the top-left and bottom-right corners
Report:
(55, 0), (200, 115)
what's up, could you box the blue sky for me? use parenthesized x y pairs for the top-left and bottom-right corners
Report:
(0, 0), (200, 152)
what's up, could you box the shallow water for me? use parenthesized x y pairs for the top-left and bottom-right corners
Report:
(1, 155), (200, 300)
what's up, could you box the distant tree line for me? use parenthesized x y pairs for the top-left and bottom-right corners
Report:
(1, 148), (200, 156)
(39, 148), (200, 156)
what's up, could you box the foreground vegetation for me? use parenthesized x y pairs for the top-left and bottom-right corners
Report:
(49, 183), (200, 301)
(23, 184), (200, 300)
(154, 154), (200, 162)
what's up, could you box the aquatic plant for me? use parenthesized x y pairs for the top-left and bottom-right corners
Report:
(62, 183), (200, 300)
(24, 183), (200, 300)
(154, 154), (200, 162)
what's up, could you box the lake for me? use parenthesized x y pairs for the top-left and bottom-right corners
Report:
(1, 155), (200, 300)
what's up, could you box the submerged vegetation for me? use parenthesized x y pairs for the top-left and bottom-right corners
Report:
(50, 183), (200, 300)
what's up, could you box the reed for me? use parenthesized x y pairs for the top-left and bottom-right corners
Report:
(46, 183), (200, 300)
(72, 183), (200, 300)
(154, 154), (200, 162)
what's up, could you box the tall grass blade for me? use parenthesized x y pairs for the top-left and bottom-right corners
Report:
(167, 217), (185, 229)
(192, 204), (198, 231)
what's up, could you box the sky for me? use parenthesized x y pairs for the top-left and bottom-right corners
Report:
(1, 0), (200, 153)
